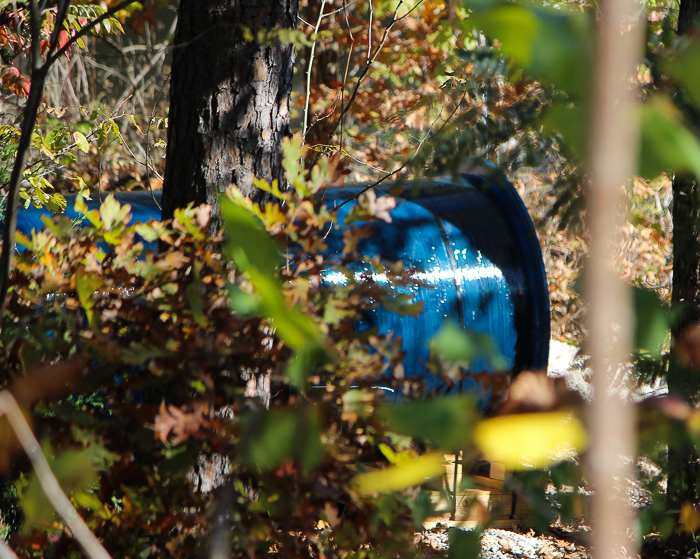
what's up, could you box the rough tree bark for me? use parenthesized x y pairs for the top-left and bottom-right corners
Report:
(668, 0), (700, 519)
(162, 0), (298, 230)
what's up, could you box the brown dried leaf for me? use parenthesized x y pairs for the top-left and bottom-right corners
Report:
(153, 401), (208, 445)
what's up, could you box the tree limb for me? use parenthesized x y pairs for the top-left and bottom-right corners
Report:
(0, 391), (112, 559)
(0, 0), (137, 322)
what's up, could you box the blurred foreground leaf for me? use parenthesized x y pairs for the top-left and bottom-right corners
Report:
(662, 39), (700, 108)
(20, 445), (100, 532)
(239, 406), (323, 473)
(633, 286), (673, 357)
(355, 452), (445, 495)
(431, 322), (507, 370)
(639, 95), (700, 179)
(380, 397), (477, 450)
(475, 411), (587, 470)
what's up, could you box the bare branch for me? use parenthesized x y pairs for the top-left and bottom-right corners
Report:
(302, 0), (327, 141)
(0, 391), (112, 559)
(314, 0), (424, 165)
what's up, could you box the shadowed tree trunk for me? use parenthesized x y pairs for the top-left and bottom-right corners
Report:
(668, 0), (700, 521)
(162, 0), (298, 231)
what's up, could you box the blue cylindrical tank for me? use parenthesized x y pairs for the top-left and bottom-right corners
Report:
(320, 166), (549, 394)
(10, 163), (549, 394)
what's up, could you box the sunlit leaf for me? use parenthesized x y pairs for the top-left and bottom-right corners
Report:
(45, 193), (67, 214)
(76, 270), (102, 326)
(73, 131), (89, 153)
(474, 411), (587, 470)
(355, 452), (445, 495)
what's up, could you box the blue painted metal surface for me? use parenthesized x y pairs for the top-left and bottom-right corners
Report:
(15, 191), (162, 237)
(9, 164), (549, 394)
(320, 167), (549, 394)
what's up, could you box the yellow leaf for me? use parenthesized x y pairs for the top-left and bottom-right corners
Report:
(355, 452), (445, 495)
(680, 502), (700, 532)
(474, 411), (587, 470)
(73, 131), (89, 153)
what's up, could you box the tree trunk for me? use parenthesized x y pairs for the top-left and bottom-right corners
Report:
(162, 0), (298, 230)
(668, 173), (700, 513)
(668, 0), (700, 522)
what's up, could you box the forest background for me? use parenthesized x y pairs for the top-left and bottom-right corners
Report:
(0, 0), (695, 558)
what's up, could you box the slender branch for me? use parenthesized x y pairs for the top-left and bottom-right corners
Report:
(0, 391), (112, 559)
(47, 0), (70, 58)
(28, 0), (40, 71)
(302, 0), (327, 141)
(332, 90), (466, 210)
(367, 0), (373, 64)
(47, 0), (137, 65)
(314, 0), (423, 166)
(0, 0), (68, 321)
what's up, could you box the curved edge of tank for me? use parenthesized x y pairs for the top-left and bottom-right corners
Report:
(326, 159), (550, 374)
(457, 160), (551, 372)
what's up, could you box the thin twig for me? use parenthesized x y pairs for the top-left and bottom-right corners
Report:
(367, 0), (373, 64)
(332, 89), (466, 210)
(0, 391), (112, 559)
(314, 0), (424, 166)
(302, 0), (327, 141)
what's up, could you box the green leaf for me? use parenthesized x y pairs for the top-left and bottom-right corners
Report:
(380, 397), (477, 450)
(228, 284), (261, 315)
(76, 271), (103, 326)
(663, 39), (700, 108)
(45, 193), (67, 214)
(99, 194), (131, 229)
(639, 94), (700, 179)
(633, 286), (672, 357)
(431, 322), (508, 370)
(20, 445), (100, 533)
(431, 322), (475, 363)
(73, 131), (89, 153)
(471, 5), (541, 69)
(221, 199), (283, 277)
(239, 406), (323, 473)
(285, 339), (328, 386)
(448, 527), (483, 559)
(410, 490), (435, 529)
(381, 293), (425, 317)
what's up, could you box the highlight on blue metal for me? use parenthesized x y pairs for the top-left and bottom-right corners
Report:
(9, 163), (549, 396)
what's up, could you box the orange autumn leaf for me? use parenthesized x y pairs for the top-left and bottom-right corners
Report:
(153, 401), (209, 445)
